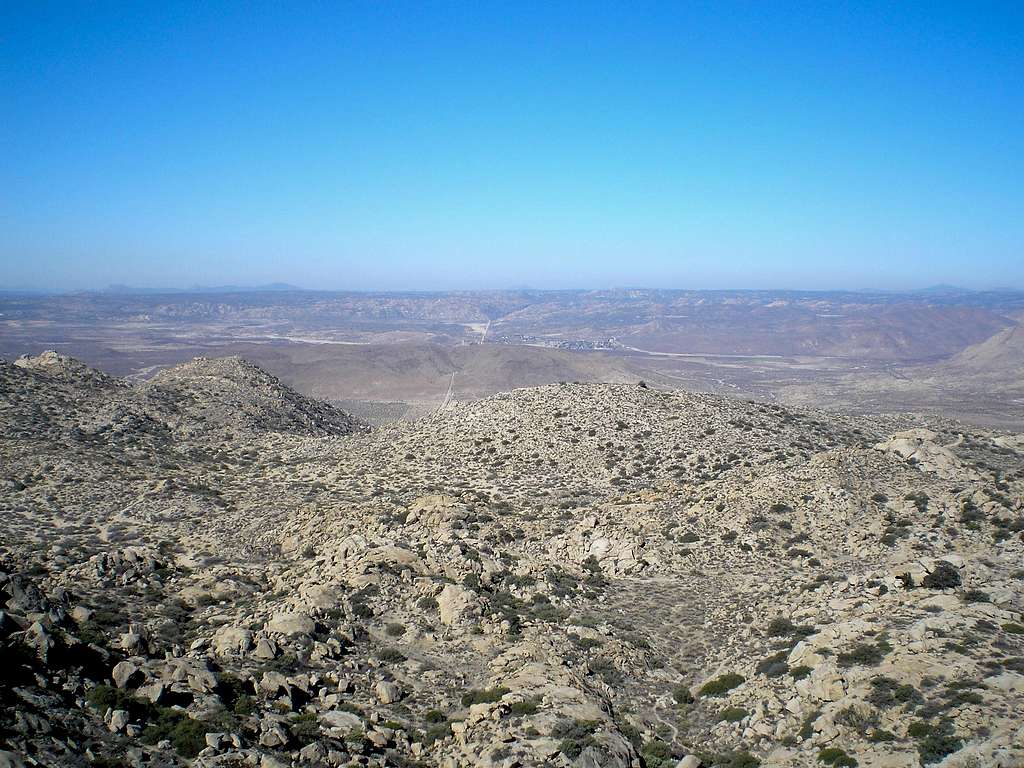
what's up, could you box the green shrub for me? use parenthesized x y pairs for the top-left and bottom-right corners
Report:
(344, 725), (368, 748)
(86, 685), (153, 721)
(215, 673), (252, 712)
(233, 695), (256, 716)
(641, 739), (674, 768)
(289, 712), (320, 746)
(922, 562), (961, 590)
(708, 750), (760, 768)
(1003, 622), (1024, 635)
(169, 717), (208, 758)
(553, 719), (599, 759)
(140, 709), (208, 758)
(377, 647), (407, 664)
(589, 657), (625, 686)
(911, 719), (962, 765)
(789, 665), (812, 680)
(834, 705), (878, 731)
(86, 685), (135, 713)
(417, 596), (439, 612)
(508, 697), (541, 716)
(867, 677), (922, 709)
(569, 633), (602, 651)
(963, 589), (989, 603)
(422, 722), (450, 746)
(798, 710), (820, 740)
(719, 706), (748, 722)
(672, 683), (694, 704)
(818, 747), (857, 767)
(907, 720), (932, 739)
(767, 616), (815, 638)
(699, 673), (744, 697)
(261, 653), (299, 673)
(837, 640), (889, 668)
(756, 650), (789, 677)
(461, 686), (509, 707)
(905, 492), (929, 513)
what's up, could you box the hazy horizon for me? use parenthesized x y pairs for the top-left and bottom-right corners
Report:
(3, 280), (1023, 296)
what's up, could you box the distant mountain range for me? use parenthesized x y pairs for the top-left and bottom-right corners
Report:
(2, 282), (1022, 297)
(98, 282), (308, 294)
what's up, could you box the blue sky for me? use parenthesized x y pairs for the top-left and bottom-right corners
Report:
(2, 1), (1022, 290)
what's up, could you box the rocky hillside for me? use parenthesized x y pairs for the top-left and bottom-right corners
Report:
(947, 321), (1024, 375)
(144, 356), (368, 438)
(1, 355), (1022, 768)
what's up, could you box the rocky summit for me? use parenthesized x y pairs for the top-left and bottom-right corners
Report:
(1, 353), (1022, 768)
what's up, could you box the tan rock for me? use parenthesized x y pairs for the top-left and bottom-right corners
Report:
(211, 626), (253, 655)
(266, 612), (315, 636)
(437, 584), (480, 626)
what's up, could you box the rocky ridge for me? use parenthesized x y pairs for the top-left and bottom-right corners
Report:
(1, 353), (1022, 768)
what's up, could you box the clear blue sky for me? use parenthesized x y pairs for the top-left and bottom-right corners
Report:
(2, 1), (1022, 291)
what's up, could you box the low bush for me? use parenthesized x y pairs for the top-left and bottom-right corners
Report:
(756, 650), (790, 678)
(672, 683), (694, 704)
(86, 685), (142, 716)
(569, 633), (602, 651)
(706, 749), (761, 768)
(922, 562), (961, 590)
(910, 719), (962, 765)
(140, 709), (209, 758)
(834, 705), (879, 732)
(837, 639), (891, 668)
(818, 747), (857, 767)
(377, 647), (406, 664)
(789, 665), (812, 680)
(699, 673), (744, 697)
(553, 718), (599, 759)
(640, 739), (674, 768)
(417, 596), (439, 612)
(797, 710), (820, 740)
(289, 712), (320, 746)
(767, 616), (815, 638)
(866, 677), (922, 709)
(461, 686), (509, 707)
(719, 706), (748, 722)
(589, 657), (625, 686)
(422, 722), (450, 746)
(508, 697), (541, 716)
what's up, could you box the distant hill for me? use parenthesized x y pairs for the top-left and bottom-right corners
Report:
(947, 319), (1024, 374)
(100, 282), (307, 294)
(217, 341), (640, 404)
(4, 351), (366, 440)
